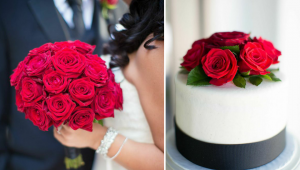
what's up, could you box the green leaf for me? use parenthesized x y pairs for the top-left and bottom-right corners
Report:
(179, 67), (189, 74)
(93, 119), (103, 126)
(249, 76), (263, 86)
(267, 72), (281, 82)
(187, 66), (211, 86)
(220, 45), (240, 54)
(241, 71), (250, 76)
(259, 74), (272, 81)
(233, 74), (246, 88)
(267, 68), (279, 72)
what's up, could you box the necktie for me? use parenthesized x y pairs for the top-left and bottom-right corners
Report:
(67, 0), (85, 39)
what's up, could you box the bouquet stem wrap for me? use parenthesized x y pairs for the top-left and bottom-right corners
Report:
(64, 147), (84, 169)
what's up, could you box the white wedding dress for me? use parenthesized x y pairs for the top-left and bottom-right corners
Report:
(92, 66), (154, 170)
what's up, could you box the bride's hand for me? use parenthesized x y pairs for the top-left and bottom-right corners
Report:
(53, 123), (107, 150)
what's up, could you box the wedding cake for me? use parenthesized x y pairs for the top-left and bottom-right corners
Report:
(175, 31), (286, 169)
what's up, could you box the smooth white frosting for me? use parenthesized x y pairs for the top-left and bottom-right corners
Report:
(175, 72), (288, 144)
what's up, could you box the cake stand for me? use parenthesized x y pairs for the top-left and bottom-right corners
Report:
(166, 129), (300, 170)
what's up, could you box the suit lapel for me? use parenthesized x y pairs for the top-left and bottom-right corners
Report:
(28, 0), (68, 42)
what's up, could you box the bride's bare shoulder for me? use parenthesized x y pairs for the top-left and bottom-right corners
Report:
(123, 34), (164, 152)
(123, 34), (164, 85)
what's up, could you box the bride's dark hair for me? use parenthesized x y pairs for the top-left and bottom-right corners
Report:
(106, 0), (164, 68)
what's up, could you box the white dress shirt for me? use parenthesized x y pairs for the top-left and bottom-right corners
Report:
(53, 0), (94, 30)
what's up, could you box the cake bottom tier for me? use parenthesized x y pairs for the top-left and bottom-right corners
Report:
(174, 119), (286, 170)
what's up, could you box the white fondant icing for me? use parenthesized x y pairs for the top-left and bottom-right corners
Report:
(175, 72), (288, 144)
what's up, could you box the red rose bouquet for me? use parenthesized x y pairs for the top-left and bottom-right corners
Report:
(10, 40), (123, 169)
(180, 31), (282, 88)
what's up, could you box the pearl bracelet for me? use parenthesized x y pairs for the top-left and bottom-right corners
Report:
(96, 127), (118, 158)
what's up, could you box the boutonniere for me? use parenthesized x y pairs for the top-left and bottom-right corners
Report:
(100, 0), (119, 19)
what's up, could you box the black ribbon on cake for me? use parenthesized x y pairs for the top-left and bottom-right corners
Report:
(175, 120), (286, 170)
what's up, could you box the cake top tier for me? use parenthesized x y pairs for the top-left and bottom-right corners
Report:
(180, 31), (282, 88)
(175, 72), (287, 144)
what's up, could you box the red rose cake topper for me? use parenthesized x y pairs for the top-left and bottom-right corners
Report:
(10, 40), (123, 131)
(180, 31), (282, 88)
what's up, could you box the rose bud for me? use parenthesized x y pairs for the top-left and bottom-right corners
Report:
(201, 48), (238, 86)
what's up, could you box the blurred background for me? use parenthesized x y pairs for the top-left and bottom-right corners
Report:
(166, 0), (300, 141)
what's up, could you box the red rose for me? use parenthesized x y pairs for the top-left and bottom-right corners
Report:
(68, 107), (95, 132)
(106, 69), (122, 109)
(52, 48), (86, 78)
(107, 0), (118, 5)
(101, 0), (118, 5)
(181, 42), (207, 71)
(113, 82), (123, 110)
(46, 93), (76, 127)
(92, 82), (115, 120)
(15, 91), (25, 112)
(43, 69), (69, 94)
(53, 41), (72, 52)
(201, 49), (238, 86)
(253, 37), (281, 64)
(72, 40), (96, 55)
(28, 43), (54, 56)
(107, 69), (115, 82)
(53, 41), (95, 55)
(239, 42), (272, 75)
(25, 101), (53, 131)
(86, 54), (106, 64)
(192, 38), (208, 47)
(20, 77), (44, 106)
(84, 56), (108, 87)
(207, 31), (250, 46)
(24, 51), (52, 76)
(10, 61), (26, 90)
(69, 77), (95, 106)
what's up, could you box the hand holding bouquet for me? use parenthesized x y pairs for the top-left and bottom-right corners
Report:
(10, 40), (123, 169)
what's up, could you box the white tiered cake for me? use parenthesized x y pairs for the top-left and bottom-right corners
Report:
(174, 72), (288, 169)
(175, 72), (287, 145)
(175, 31), (287, 169)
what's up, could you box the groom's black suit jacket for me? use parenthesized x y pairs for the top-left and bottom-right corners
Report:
(0, 0), (127, 169)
